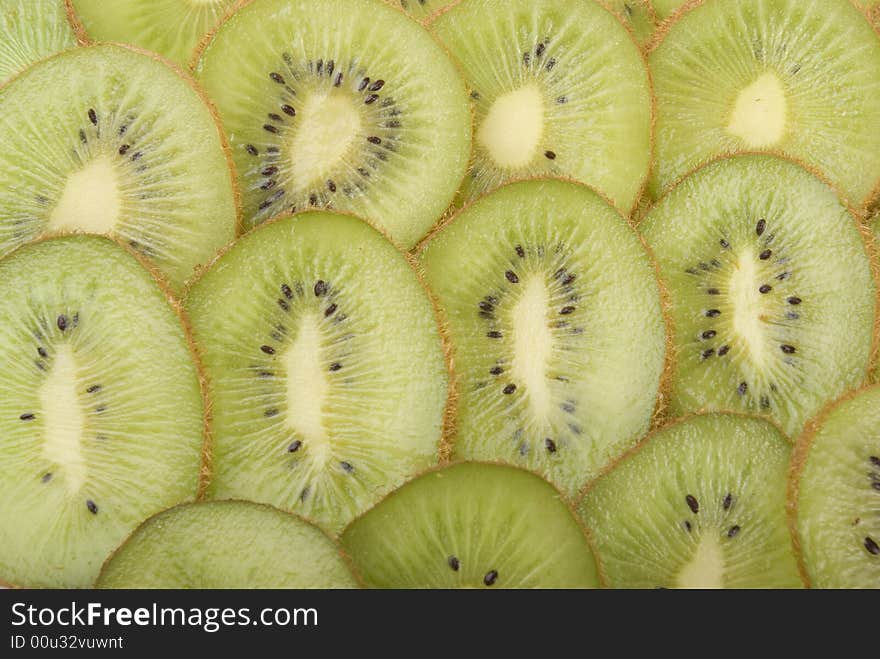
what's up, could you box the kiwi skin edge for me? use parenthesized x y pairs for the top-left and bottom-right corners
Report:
(62, 0), (92, 46)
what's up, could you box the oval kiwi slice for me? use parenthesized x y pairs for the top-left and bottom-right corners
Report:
(194, 0), (471, 248)
(420, 179), (666, 497)
(0, 235), (205, 588)
(641, 154), (875, 437)
(0, 43), (238, 293)
(342, 462), (601, 588)
(0, 0), (79, 86)
(97, 501), (358, 588)
(648, 0), (880, 206)
(579, 413), (802, 588)
(185, 211), (449, 534)
(431, 0), (653, 216)
(789, 387), (880, 588)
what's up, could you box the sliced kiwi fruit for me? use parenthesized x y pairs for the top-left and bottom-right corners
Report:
(579, 413), (802, 588)
(641, 154), (875, 437)
(342, 462), (601, 588)
(97, 501), (358, 588)
(606, 0), (657, 46)
(789, 387), (880, 588)
(648, 0), (880, 207)
(185, 211), (449, 534)
(66, 0), (238, 68)
(431, 0), (652, 216)
(193, 0), (471, 249)
(0, 235), (205, 588)
(0, 43), (238, 293)
(419, 179), (666, 498)
(0, 0), (79, 86)
(385, 0), (453, 22)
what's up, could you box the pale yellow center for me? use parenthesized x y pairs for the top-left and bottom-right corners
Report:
(727, 72), (787, 148)
(728, 252), (767, 364)
(478, 85), (545, 169)
(283, 316), (330, 464)
(48, 155), (121, 235)
(676, 534), (725, 589)
(289, 93), (362, 190)
(510, 276), (553, 422)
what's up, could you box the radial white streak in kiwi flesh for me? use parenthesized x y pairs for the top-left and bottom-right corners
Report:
(283, 316), (330, 465)
(39, 345), (87, 495)
(676, 533), (724, 589)
(47, 155), (122, 235)
(726, 73), (788, 149)
(289, 93), (362, 190)
(729, 252), (767, 364)
(477, 85), (545, 169)
(511, 276), (553, 422)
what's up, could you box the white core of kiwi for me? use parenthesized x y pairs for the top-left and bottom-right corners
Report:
(726, 72), (788, 149)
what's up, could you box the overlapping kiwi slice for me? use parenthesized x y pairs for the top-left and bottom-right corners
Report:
(0, 44), (238, 293)
(185, 211), (449, 534)
(648, 0), (880, 206)
(641, 155), (875, 437)
(98, 501), (358, 588)
(342, 463), (601, 588)
(0, 0), (78, 85)
(432, 0), (652, 216)
(194, 0), (471, 248)
(0, 236), (205, 588)
(420, 179), (666, 497)
(789, 387), (880, 589)
(580, 414), (801, 588)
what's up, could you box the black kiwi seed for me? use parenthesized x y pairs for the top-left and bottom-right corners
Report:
(545, 438), (557, 453)
(41, 473), (52, 483)
(57, 314), (68, 331)
(717, 345), (730, 356)
(483, 570), (498, 586)
(300, 487), (310, 502)
(759, 249), (772, 260)
(759, 284), (772, 294)
(367, 136), (381, 145)
(489, 366), (503, 375)
(864, 537), (879, 555)
(314, 280), (328, 297)
(723, 493), (733, 510)
(505, 270), (519, 284)
(268, 113), (283, 123)
(324, 303), (338, 317)
(544, 150), (556, 160)
(329, 362), (342, 372)
(263, 124), (279, 134)
(515, 244), (525, 258)
(37, 346), (48, 358)
(738, 382), (748, 396)
(281, 283), (294, 299)
(448, 556), (460, 571)
(705, 309), (721, 318)
(270, 72), (285, 84)
(702, 330), (717, 339)
(277, 299), (290, 311)
(264, 408), (279, 418)
(487, 331), (503, 339)
(719, 238), (730, 249)
(503, 384), (517, 395)
(701, 348), (715, 360)
(370, 80), (385, 91)
(20, 413), (35, 421)
(685, 494), (699, 514)
(756, 219), (766, 236)
(327, 180), (337, 192)
(118, 144), (130, 155)
(281, 104), (296, 117)
(727, 525), (741, 538)
(787, 297), (802, 305)
(86, 500), (98, 515)
(707, 288), (720, 295)
(479, 300), (494, 312)
(246, 145), (259, 156)
(560, 306), (575, 315)
(365, 94), (379, 104)
(88, 108), (97, 125)
(780, 345), (796, 354)
(340, 461), (354, 473)
(287, 440), (302, 453)
(86, 384), (101, 394)
(260, 345), (276, 355)
(870, 456), (880, 468)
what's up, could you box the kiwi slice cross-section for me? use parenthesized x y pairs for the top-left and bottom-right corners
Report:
(579, 413), (802, 588)
(789, 387), (880, 589)
(185, 211), (449, 534)
(431, 0), (653, 216)
(0, 0), (79, 86)
(97, 501), (358, 588)
(194, 0), (471, 249)
(342, 463), (601, 588)
(419, 179), (666, 498)
(648, 0), (880, 206)
(0, 43), (238, 293)
(641, 154), (876, 437)
(0, 236), (205, 588)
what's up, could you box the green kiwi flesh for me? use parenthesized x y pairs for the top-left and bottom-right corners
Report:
(641, 155), (875, 437)
(607, 0), (657, 46)
(0, 0), (78, 86)
(342, 462), (600, 588)
(431, 0), (652, 216)
(194, 0), (471, 248)
(185, 211), (448, 534)
(97, 501), (358, 588)
(419, 179), (666, 497)
(649, 0), (880, 206)
(790, 387), (880, 588)
(579, 414), (801, 588)
(0, 44), (237, 293)
(0, 236), (205, 588)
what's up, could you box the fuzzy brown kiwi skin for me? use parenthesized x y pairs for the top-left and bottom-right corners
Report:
(95, 499), (364, 588)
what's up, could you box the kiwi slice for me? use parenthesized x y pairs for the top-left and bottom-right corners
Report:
(648, 0), (880, 207)
(0, 43), (237, 293)
(185, 211), (449, 534)
(607, 0), (657, 46)
(641, 154), (875, 437)
(0, 0), (79, 86)
(97, 501), (358, 588)
(789, 387), (880, 588)
(66, 0), (237, 68)
(0, 235), (205, 588)
(193, 0), (471, 249)
(342, 463), (600, 588)
(579, 413), (802, 588)
(431, 0), (652, 216)
(419, 179), (666, 497)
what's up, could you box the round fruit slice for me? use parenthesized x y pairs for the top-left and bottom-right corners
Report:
(789, 387), (880, 589)
(0, 44), (238, 293)
(194, 0), (471, 248)
(0, 0), (78, 86)
(419, 179), (666, 497)
(579, 414), (802, 588)
(0, 236), (205, 588)
(66, 0), (238, 67)
(641, 154), (875, 437)
(648, 0), (880, 206)
(342, 463), (601, 588)
(431, 0), (652, 216)
(97, 501), (358, 588)
(185, 211), (449, 534)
